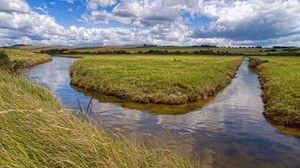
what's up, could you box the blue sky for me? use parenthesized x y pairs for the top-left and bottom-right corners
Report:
(0, 0), (300, 46)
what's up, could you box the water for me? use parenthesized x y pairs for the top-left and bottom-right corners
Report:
(28, 56), (300, 168)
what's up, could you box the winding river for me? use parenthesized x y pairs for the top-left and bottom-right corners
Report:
(28, 56), (300, 168)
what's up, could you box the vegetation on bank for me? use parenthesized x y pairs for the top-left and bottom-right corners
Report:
(0, 48), (51, 68)
(0, 51), (194, 167)
(70, 55), (243, 105)
(251, 57), (300, 127)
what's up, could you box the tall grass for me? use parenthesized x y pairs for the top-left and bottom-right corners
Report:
(70, 55), (243, 105)
(0, 51), (195, 167)
(0, 48), (51, 68)
(255, 57), (300, 127)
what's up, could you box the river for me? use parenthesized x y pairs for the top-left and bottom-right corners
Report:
(28, 56), (300, 168)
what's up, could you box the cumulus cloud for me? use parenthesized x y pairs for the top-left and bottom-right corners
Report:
(191, 0), (300, 41)
(82, 0), (190, 26)
(0, 0), (31, 13)
(0, 0), (300, 46)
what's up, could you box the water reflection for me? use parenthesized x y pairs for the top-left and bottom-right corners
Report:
(28, 56), (300, 168)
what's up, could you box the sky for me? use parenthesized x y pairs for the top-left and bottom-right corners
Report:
(0, 0), (300, 47)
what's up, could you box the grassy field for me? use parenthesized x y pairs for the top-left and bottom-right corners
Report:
(0, 52), (195, 167)
(9, 45), (300, 56)
(0, 48), (51, 67)
(255, 57), (300, 127)
(70, 55), (243, 105)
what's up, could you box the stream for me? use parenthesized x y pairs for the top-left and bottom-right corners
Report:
(28, 56), (300, 168)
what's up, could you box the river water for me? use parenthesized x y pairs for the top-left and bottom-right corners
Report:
(28, 56), (300, 168)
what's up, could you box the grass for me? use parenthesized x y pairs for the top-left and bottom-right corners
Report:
(254, 56), (300, 127)
(0, 51), (195, 167)
(70, 55), (243, 105)
(0, 48), (51, 68)
(11, 45), (300, 56)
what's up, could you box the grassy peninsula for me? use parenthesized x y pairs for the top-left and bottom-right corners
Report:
(70, 55), (243, 105)
(253, 57), (300, 127)
(0, 50), (194, 167)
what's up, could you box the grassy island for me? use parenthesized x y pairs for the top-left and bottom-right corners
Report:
(70, 55), (243, 105)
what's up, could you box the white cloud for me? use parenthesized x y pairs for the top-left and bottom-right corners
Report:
(82, 0), (189, 26)
(0, 0), (300, 47)
(191, 1), (300, 41)
(34, 6), (48, 15)
(61, 0), (76, 3)
(0, 0), (31, 13)
(86, 0), (117, 10)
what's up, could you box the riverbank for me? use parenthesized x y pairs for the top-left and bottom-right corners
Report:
(1, 48), (52, 67)
(250, 57), (300, 127)
(70, 55), (243, 105)
(0, 51), (194, 167)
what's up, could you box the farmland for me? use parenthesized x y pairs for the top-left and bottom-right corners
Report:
(9, 45), (300, 56)
(70, 55), (243, 105)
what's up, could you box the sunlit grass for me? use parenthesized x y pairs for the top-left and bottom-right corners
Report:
(0, 51), (195, 167)
(70, 55), (243, 105)
(0, 48), (51, 67)
(257, 56), (300, 127)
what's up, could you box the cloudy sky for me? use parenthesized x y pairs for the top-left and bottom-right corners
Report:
(0, 0), (300, 47)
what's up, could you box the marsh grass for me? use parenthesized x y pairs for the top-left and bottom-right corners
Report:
(70, 55), (243, 105)
(255, 57), (300, 127)
(0, 51), (195, 167)
(0, 48), (51, 68)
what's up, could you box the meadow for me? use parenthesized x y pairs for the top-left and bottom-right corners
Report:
(11, 44), (300, 56)
(70, 55), (243, 105)
(254, 57), (300, 127)
(0, 50), (194, 167)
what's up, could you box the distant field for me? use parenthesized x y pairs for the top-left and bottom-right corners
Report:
(256, 57), (300, 127)
(7, 45), (300, 56)
(70, 55), (243, 105)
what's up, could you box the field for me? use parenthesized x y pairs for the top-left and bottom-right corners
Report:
(70, 55), (243, 105)
(255, 57), (300, 127)
(9, 45), (300, 56)
(0, 51), (194, 167)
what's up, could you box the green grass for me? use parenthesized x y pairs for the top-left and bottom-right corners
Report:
(70, 55), (243, 105)
(256, 57), (300, 127)
(0, 52), (195, 167)
(0, 48), (51, 67)
(8, 45), (300, 56)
